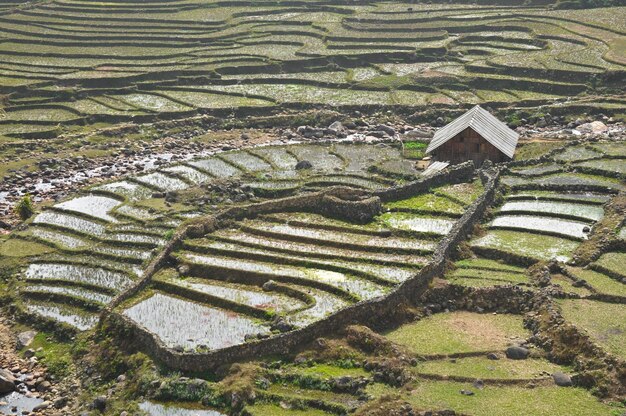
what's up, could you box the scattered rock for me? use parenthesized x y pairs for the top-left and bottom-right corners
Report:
(0, 369), (16, 393)
(486, 353), (499, 360)
(460, 389), (474, 396)
(93, 396), (107, 412)
(16, 331), (37, 349)
(53, 397), (69, 409)
(33, 401), (51, 412)
(552, 372), (572, 387)
(472, 379), (484, 390)
(576, 121), (608, 134)
(505, 346), (529, 360)
(295, 160), (312, 170)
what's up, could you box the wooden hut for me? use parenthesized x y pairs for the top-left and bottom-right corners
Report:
(425, 105), (519, 166)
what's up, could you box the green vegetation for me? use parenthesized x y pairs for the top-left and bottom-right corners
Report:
(26, 332), (77, 378)
(398, 381), (616, 416)
(471, 230), (580, 262)
(559, 299), (626, 360)
(402, 141), (427, 160)
(385, 312), (527, 356)
(14, 194), (35, 220)
(414, 356), (563, 380)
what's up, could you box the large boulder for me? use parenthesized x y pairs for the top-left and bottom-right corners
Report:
(576, 121), (608, 134)
(505, 346), (529, 360)
(552, 372), (573, 387)
(0, 368), (16, 393)
(16, 330), (37, 349)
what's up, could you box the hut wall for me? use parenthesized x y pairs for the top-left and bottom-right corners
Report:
(433, 127), (509, 165)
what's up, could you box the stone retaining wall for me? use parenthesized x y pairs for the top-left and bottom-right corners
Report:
(101, 163), (499, 373)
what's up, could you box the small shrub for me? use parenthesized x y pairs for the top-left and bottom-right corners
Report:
(14, 194), (34, 220)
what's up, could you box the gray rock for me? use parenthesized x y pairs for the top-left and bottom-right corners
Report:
(376, 124), (396, 136)
(16, 330), (36, 349)
(505, 346), (530, 360)
(328, 121), (344, 131)
(295, 160), (312, 170)
(486, 352), (499, 360)
(54, 397), (69, 409)
(0, 368), (16, 393)
(33, 401), (51, 412)
(460, 389), (474, 396)
(552, 372), (572, 387)
(93, 396), (107, 412)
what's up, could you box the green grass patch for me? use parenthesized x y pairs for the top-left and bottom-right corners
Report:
(567, 267), (626, 297)
(593, 252), (626, 280)
(470, 230), (580, 262)
(385, 193), (465, 216)
(559, 299), (626, 361)
(245, 403), (331, 416)
(401, 381), (617, 416)
(0, 238), (54, 258)
(385, 311), (528, 356)
(455, 258), (525, 273)
(26, 332), (75, 378)
(296, 363), (369, 379)
(514, 142), (564, 161)
(414, 356), (563, 380)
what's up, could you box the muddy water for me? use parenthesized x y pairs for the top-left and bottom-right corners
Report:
(188, 158), (241, 178)
(32, 211), (106, 236)
(25, 302), (98, 330)
(213, 230), (427, 266)
(251, 222), (436, 252)
(0, 391), (44, 415)
(94, 180), (153, 201)
(491, 215), (592, 240)
(499, 200), (604, 221)
(133, 172), (189, 191)
(25, 263), (133, 291)
(55, 194), (121, 222)
(381, 213), (455, 235)
(161, 165), (212, 184)
(288, 288), (349, 327)
(219, 151), (272, 172)
(24, 284), (114, 304)
(249, 146), (298, 170)
(177, 279), (304, 312)
(123, 293), (269, 350)
(30, 227), (90, 249)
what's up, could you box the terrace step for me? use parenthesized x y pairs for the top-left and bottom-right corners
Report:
(504, 191), (611, 205)
(211, 229), (428, 267)
(23, 300), (99, 331)
(184, 238), (416, 284)
(187, 157), (241, 178)
(175, 251), (387, 301)
(24, 262), (134, 293)
(489, 214), (593, 240)
(54, 194), (122, 222)
(123, 292), (271, 351)
(241, 221), (436, 255)
(217, 151), (273, 172)
(497, 199), (604, 222)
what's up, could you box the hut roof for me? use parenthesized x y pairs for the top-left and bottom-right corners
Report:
(426, 105), (519, 158)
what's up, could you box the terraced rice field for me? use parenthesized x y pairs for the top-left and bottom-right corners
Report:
(472, 142), (626, 263)
(7, 141), (456, 336)
(2, 132), (626, 412)
(0, 0), (625, 145)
